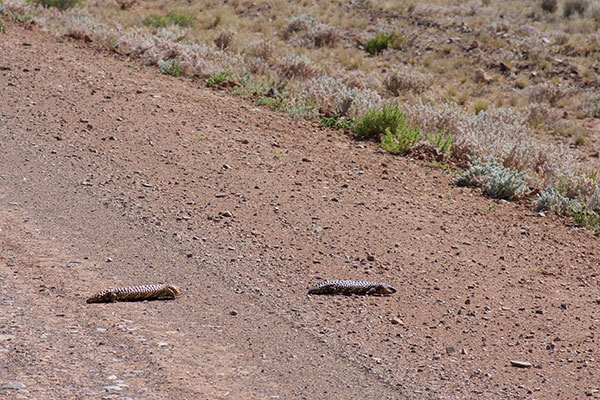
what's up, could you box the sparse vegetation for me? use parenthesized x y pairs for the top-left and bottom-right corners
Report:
(4, 0), (600, 230)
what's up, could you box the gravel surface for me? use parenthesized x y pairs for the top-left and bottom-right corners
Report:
(1, 21), (600, 399)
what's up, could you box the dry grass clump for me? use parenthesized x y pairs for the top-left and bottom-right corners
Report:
(277, 54), (317, 79)
(575, 90), (600, 118)
(283, 13), (340, 48)
(541, 0), (558, 13)
(244, 39), (273, 61)
(384, 65), (430, 95)
(524, 103), (559, 130)
(303, 76), (382, 119)
(526, 82), (574, 106)
(213, 28), (234, 50)
(563, 0), (588, 18)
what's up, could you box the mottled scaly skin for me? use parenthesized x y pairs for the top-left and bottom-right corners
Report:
(308, 280), (397, 296)
(86, 284), (182, 303)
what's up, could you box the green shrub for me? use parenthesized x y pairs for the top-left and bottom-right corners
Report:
(380, 125), (421, 154)
(29, 0), (78, 10)
(426, 128), (452, 155)
(354, 104), (408, 139)
(144, 14), (166, 28)
(167, 12), (194, 27)
(206, 71), (230, 87)
(569, 207), (600, 231)
(159, 58), (180, 77)
(320, 115), (354, 130)
(144, 12), (194, 28)
(455, 157), (529, 200)
(364, 32), (403, 55)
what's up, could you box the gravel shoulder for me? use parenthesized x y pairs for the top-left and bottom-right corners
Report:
(1, 21), (599, 399)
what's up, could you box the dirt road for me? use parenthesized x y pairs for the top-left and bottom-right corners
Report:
(1, 21), (599, 399)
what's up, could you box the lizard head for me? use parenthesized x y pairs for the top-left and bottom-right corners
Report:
(167, 285), (182, 297)
(378, 284), (397, 295)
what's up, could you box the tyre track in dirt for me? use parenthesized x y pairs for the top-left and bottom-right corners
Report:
(1, 21), (600, 399)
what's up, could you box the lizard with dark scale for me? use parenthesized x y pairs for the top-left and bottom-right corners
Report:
(308, 280), (397, 296)
(86, 284), (181, 303)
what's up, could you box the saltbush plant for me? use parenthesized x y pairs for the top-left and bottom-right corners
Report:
(456, 157), (529, 200)
(159, 58), (180, 77)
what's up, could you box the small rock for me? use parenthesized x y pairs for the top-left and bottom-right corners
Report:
(229, 310), (238, 316)
(157, 342), (168, 347)
(446, 346), (456, 354)
(215, 193), (227, 198)
(366, 254), (375, 262)
(510, 360), (532, 368)
(106, 375), (117, 380)
(220, 211), (233, 218)
(0, 334), (15, 342)
(391, 318), (403, 325)
(2, 382), (26, 390)
(474, 69), (492, 84)
(104, 385), (122, 392)
(96, 328), (107, 332)
(106, 257), (112, 262)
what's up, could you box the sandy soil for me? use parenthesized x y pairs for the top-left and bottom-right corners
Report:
(1, 21), (600, 399)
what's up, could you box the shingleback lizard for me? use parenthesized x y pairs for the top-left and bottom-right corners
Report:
(308, 280), (397, 296)
(86, 284), (181, 303)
